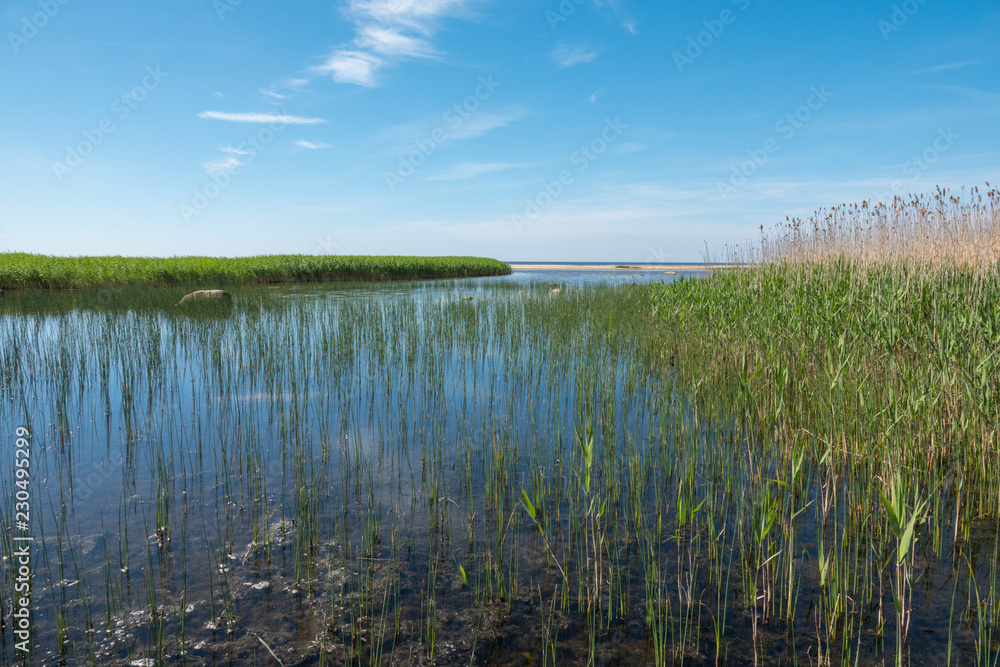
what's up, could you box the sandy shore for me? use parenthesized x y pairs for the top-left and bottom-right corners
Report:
(509, 263), (723, 271)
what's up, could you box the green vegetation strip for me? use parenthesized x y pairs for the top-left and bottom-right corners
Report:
(0, 253), (511, 289)
(646, 259), (1000, 466)
(644, 259), (1000, 660)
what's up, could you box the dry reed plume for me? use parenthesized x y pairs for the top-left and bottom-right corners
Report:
(744, 184), (1000, 267)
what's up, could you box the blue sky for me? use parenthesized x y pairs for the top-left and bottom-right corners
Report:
(1, 0), (998, 261)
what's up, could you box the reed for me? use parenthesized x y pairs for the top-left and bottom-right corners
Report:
(750, 184), (1000, 267)
(0, 254), (511, 290)
(646, 184), (1000, 664)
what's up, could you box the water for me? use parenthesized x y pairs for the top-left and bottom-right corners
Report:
(0, 271), (993, 665)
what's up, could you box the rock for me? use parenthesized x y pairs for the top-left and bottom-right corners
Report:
(550, 288), (562, 294)
(178, 289), (231, 305)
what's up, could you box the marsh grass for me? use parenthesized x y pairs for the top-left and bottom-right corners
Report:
(0, 254), (511, 290)
(645, 184), (1000, 664)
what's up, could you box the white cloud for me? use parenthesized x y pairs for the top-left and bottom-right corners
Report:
(313, 50), (383, 87)
(383, 106), (528, 154)
(349, 0), (471, 29)
(429, 162), (527, 180)
(912, 59), (980, 75)
(198, 111), (327, 125)
(260, 86), (289, 100)
(313, 0), (475, 87)
(552, 42), (600, 68)
(613, 142), (648, 155)
(221, 146), (251, 156)
(355, 25), (437, 58)
(202, 155), (244, 174)
(449, 108), (529, 140)
(295, 140), (331, 150)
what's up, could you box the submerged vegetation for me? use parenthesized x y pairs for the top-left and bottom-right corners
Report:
(0, 253), (511, 289)
(0, 186), (997, 665)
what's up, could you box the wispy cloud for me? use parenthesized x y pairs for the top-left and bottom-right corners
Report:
(201, 145), (254, 174)
(383, 106), (528, 153)
(313, 0), (475, 87)
(313, 50), (383, 87)
(355, 25), (437, 58)
(590, 1), (638, 36)
(912, 59), (980, 75)
(259, 86), (289, 101)
(295, 140), (330, 150)
(450, 108), (529, 140)
(202, 155), (244, 174)
(198, 111), (327, 125)
(613, 142), (648, 155)
(429, 162), (527, 181)
(551, 42), (600, 68)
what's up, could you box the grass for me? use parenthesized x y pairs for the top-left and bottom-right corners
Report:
(0, 253), (511, 289)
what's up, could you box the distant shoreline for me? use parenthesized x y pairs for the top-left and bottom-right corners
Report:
(509, 263), (725, 271)
(0, 254), (512, 290)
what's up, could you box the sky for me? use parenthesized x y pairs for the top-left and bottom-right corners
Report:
(1, 0), (998, 262)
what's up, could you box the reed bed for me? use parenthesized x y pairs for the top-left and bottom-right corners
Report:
(643, 184), (1000, 664)
(750, 184), (1000, 267)
(0, 254), (511, 290)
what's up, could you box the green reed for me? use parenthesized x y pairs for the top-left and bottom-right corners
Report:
(645, 257), (1000, 664)
(0, 253), (511, 290)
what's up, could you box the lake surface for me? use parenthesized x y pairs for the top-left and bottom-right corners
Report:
(0, 270), (994, 665)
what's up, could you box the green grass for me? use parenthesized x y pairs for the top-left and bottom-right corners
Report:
(645, 258), (1000, 664)
(0, 253), (511, 289)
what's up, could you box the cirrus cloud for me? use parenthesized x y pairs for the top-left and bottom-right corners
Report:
(313, 0), (477, 87)
(198, 111), (327, 125)
(552, 42), (600, 68)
